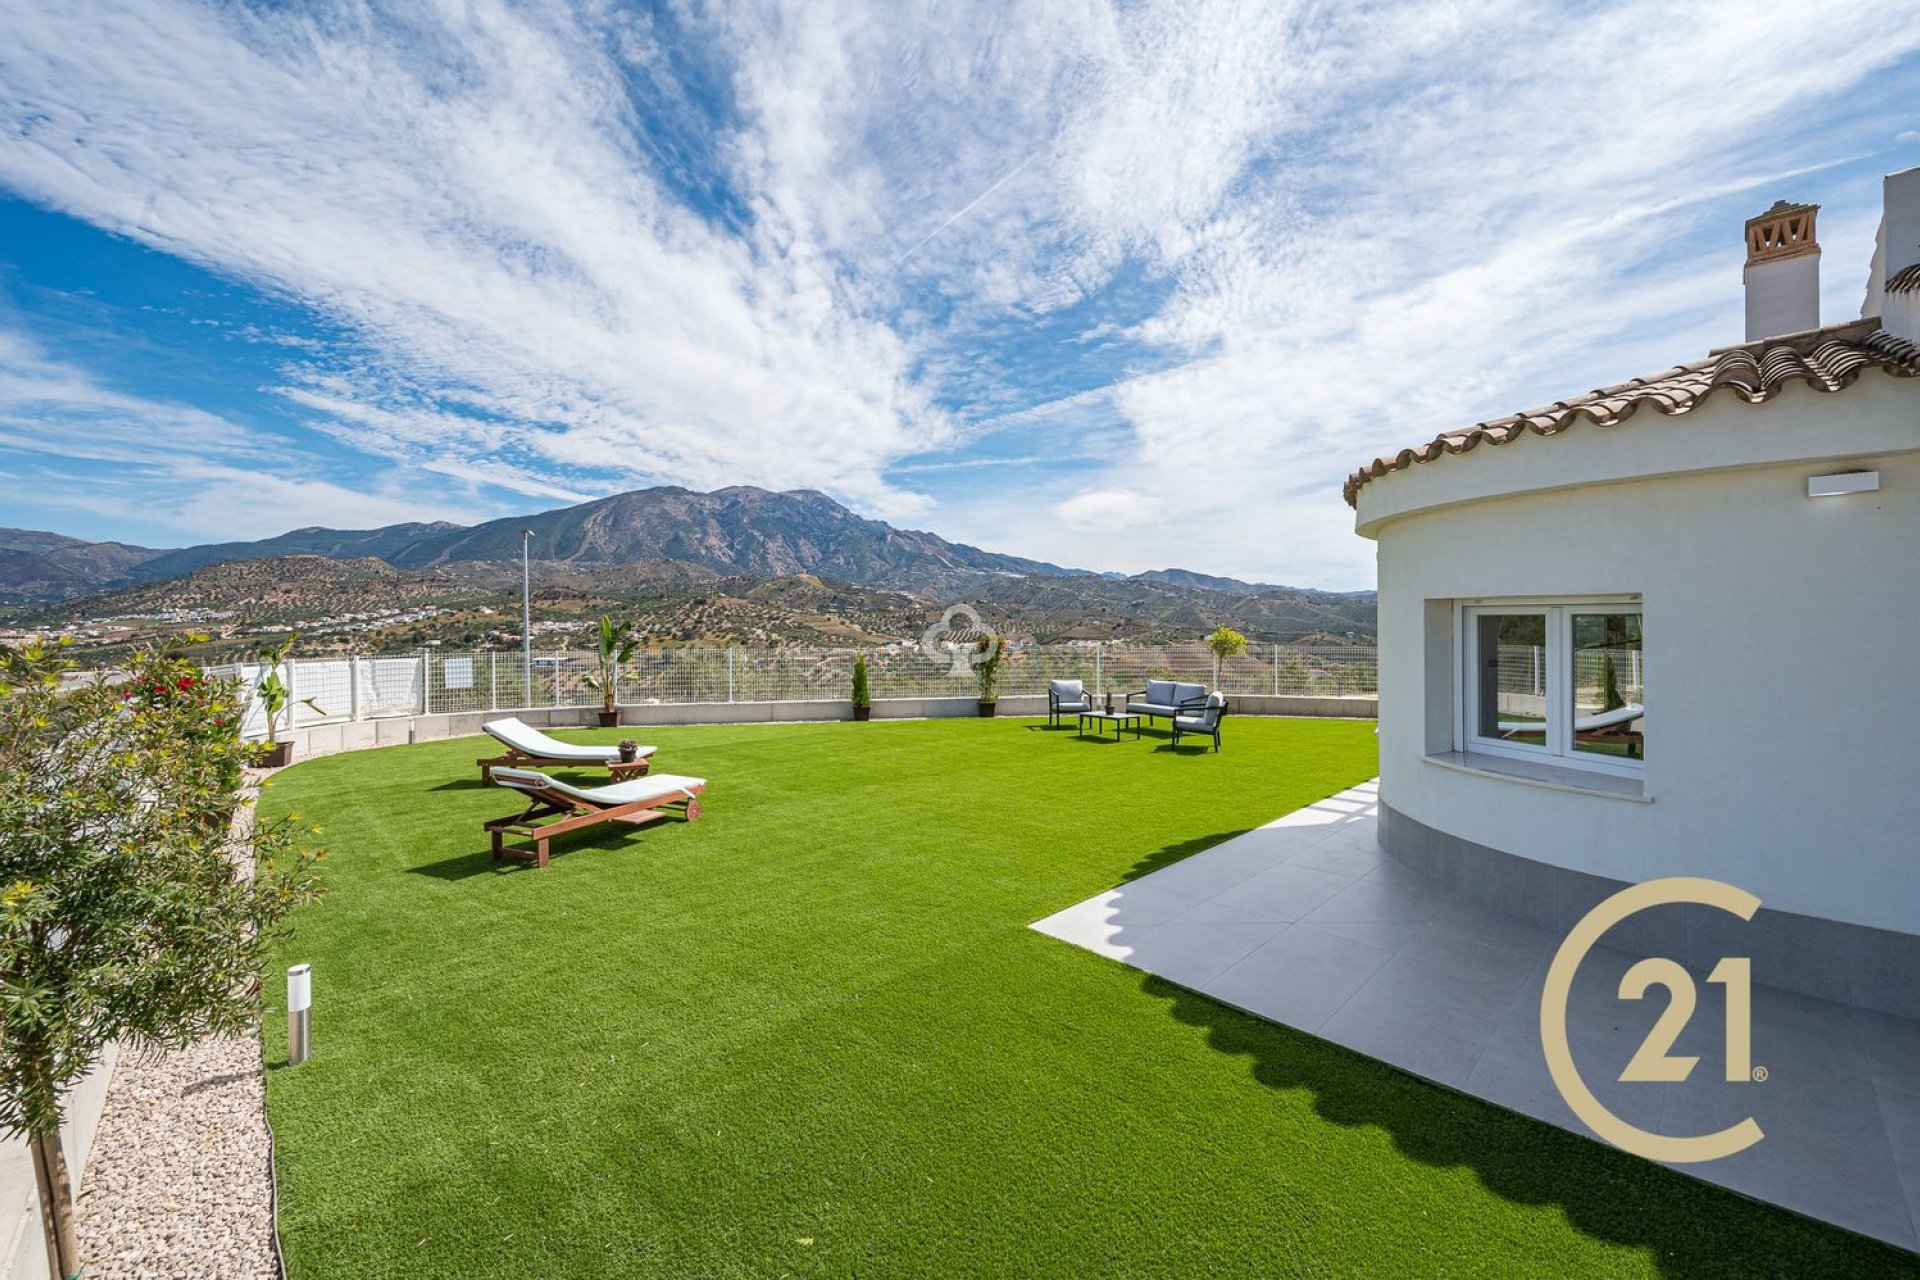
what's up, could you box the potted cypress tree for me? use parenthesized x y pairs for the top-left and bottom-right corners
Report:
(851, 653), (872, 721)
(975, 632), (1004, 717)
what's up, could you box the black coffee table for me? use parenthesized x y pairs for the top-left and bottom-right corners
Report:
(1078, 709), (1142, 740)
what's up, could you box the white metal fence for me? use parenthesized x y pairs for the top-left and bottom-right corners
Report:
(1494, 645), (1644, 697)
(204, 641), (1379, 738)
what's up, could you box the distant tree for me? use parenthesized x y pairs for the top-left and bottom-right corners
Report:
(0, 640), (323, 1278)
(1206, 626), (1248, 688)
(851, 654), (871, 710)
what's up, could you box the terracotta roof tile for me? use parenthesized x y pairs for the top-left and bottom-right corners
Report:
(1342, 321), (1920, 507)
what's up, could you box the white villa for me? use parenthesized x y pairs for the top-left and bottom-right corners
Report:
(1347, 167), (1920, 1016)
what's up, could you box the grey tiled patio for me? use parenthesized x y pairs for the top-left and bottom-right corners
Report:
(1031, 781), (1920, 1251)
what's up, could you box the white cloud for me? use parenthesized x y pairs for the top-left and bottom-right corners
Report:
(1054, 489), (1152, 532)
(0, 327), (467, 540)
(2, 0), (1918, 585)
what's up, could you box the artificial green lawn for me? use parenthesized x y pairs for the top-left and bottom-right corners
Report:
(258, 717), (1908, 1277)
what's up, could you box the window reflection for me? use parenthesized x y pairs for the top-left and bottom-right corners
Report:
(1571, 613), (1643, 758)
(1477, 613), (1547, 746)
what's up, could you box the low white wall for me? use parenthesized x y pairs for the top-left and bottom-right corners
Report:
(1365, 378), (1919, 937)
(276, 694), (1378, 761)
(0, 1049), (116, 1280)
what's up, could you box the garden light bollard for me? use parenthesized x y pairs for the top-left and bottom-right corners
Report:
(288, 964), (312, 1066)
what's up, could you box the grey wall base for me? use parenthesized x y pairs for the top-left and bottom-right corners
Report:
(275, 693), (1378, 760)
(1, 1047), (116, 1280)
(1379, 803), (1920, 1021)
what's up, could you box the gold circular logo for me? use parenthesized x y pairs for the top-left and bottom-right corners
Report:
(1540, 876), (1764, 1163)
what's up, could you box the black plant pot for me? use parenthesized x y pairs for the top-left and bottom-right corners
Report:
(598, 710), (621, 728)
(260, 741), (293, 769)
(978, 700), (997, 718)
(852, 705), (871, 721)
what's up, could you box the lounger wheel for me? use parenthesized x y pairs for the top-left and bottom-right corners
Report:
(684, 798), (702, 821)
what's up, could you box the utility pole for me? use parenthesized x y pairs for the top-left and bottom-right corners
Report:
(522, 529), (534, 708)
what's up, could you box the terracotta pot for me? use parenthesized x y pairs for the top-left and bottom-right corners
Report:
(260, 741), (293, 769)
(978, 700), (997, 718)
(598, 710), (621, 728)
(852, 705), (871, 721)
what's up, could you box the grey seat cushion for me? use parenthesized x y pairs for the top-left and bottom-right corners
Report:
(1050, 679), (1084, 703)
(1177, 694), (1229, 731)
(1144, 679), (1178, 706)
(1126, 701), (1180, 717)
(1173, 682), (1207, 706)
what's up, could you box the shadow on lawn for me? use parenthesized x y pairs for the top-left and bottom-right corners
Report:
(407, 850), (526, 880)
(1110, 832), (1904, 1277)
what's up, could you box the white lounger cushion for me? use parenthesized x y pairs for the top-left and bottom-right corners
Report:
(484, 717), (655, 763)
(1497, 703), (1644, 735)
(492, 767), (704, 808)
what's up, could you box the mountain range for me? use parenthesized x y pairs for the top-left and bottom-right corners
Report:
(1, 486), (1374, 649)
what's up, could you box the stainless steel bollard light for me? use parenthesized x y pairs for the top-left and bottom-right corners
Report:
(287, 963), (312, 1066)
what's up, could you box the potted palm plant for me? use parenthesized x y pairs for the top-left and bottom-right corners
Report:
(851, 653), (872, 721)
(254, 634), (321, 768)
(975, 632), (1004, 717)
(585, 615), (639, 727)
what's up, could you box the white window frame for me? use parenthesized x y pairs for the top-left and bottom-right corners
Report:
(1457, 597), (1644, 780)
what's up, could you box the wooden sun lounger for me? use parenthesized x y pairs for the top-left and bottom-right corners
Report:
(476, 716), (656, 782)
(1498, 703), (1645, 756)
(483, 768), (705, 868)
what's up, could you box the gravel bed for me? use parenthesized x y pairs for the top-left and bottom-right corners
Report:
(74, 1033), (277, 1279)
(72, 771), (281, 1279)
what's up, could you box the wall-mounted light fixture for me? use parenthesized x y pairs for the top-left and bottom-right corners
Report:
(1807, 470), (1879, 498)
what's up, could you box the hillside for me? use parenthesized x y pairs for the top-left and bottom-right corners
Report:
(0, 528), (164, 603)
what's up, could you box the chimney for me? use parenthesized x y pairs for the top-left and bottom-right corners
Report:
(1743, 200), (1820, 341)
(1874, 166), (1920, 343)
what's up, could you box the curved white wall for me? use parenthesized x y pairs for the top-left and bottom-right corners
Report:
(1360, 375), (1919, 936)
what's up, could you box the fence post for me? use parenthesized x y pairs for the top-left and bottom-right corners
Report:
(490, 650), (498, 711)
(285, 657), (298, 729)
(1094, 642), (1103, 699)
(727, 648), (735, 703)
(349, 657), (361, 722)
(420, 648), (431, 715)
(614, 655), (622, 709)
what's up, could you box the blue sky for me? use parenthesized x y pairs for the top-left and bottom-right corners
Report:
(1, 2), (1917, 590)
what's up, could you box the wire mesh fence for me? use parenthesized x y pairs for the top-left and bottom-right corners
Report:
(203, 640), (1377, 735)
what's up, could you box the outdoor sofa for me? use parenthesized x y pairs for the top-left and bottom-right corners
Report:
(477, 716), (656, 782)
(483, 767), (705, 868)
(1047, 679), (1094, 726)
(1124, 679), (1210, 723)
